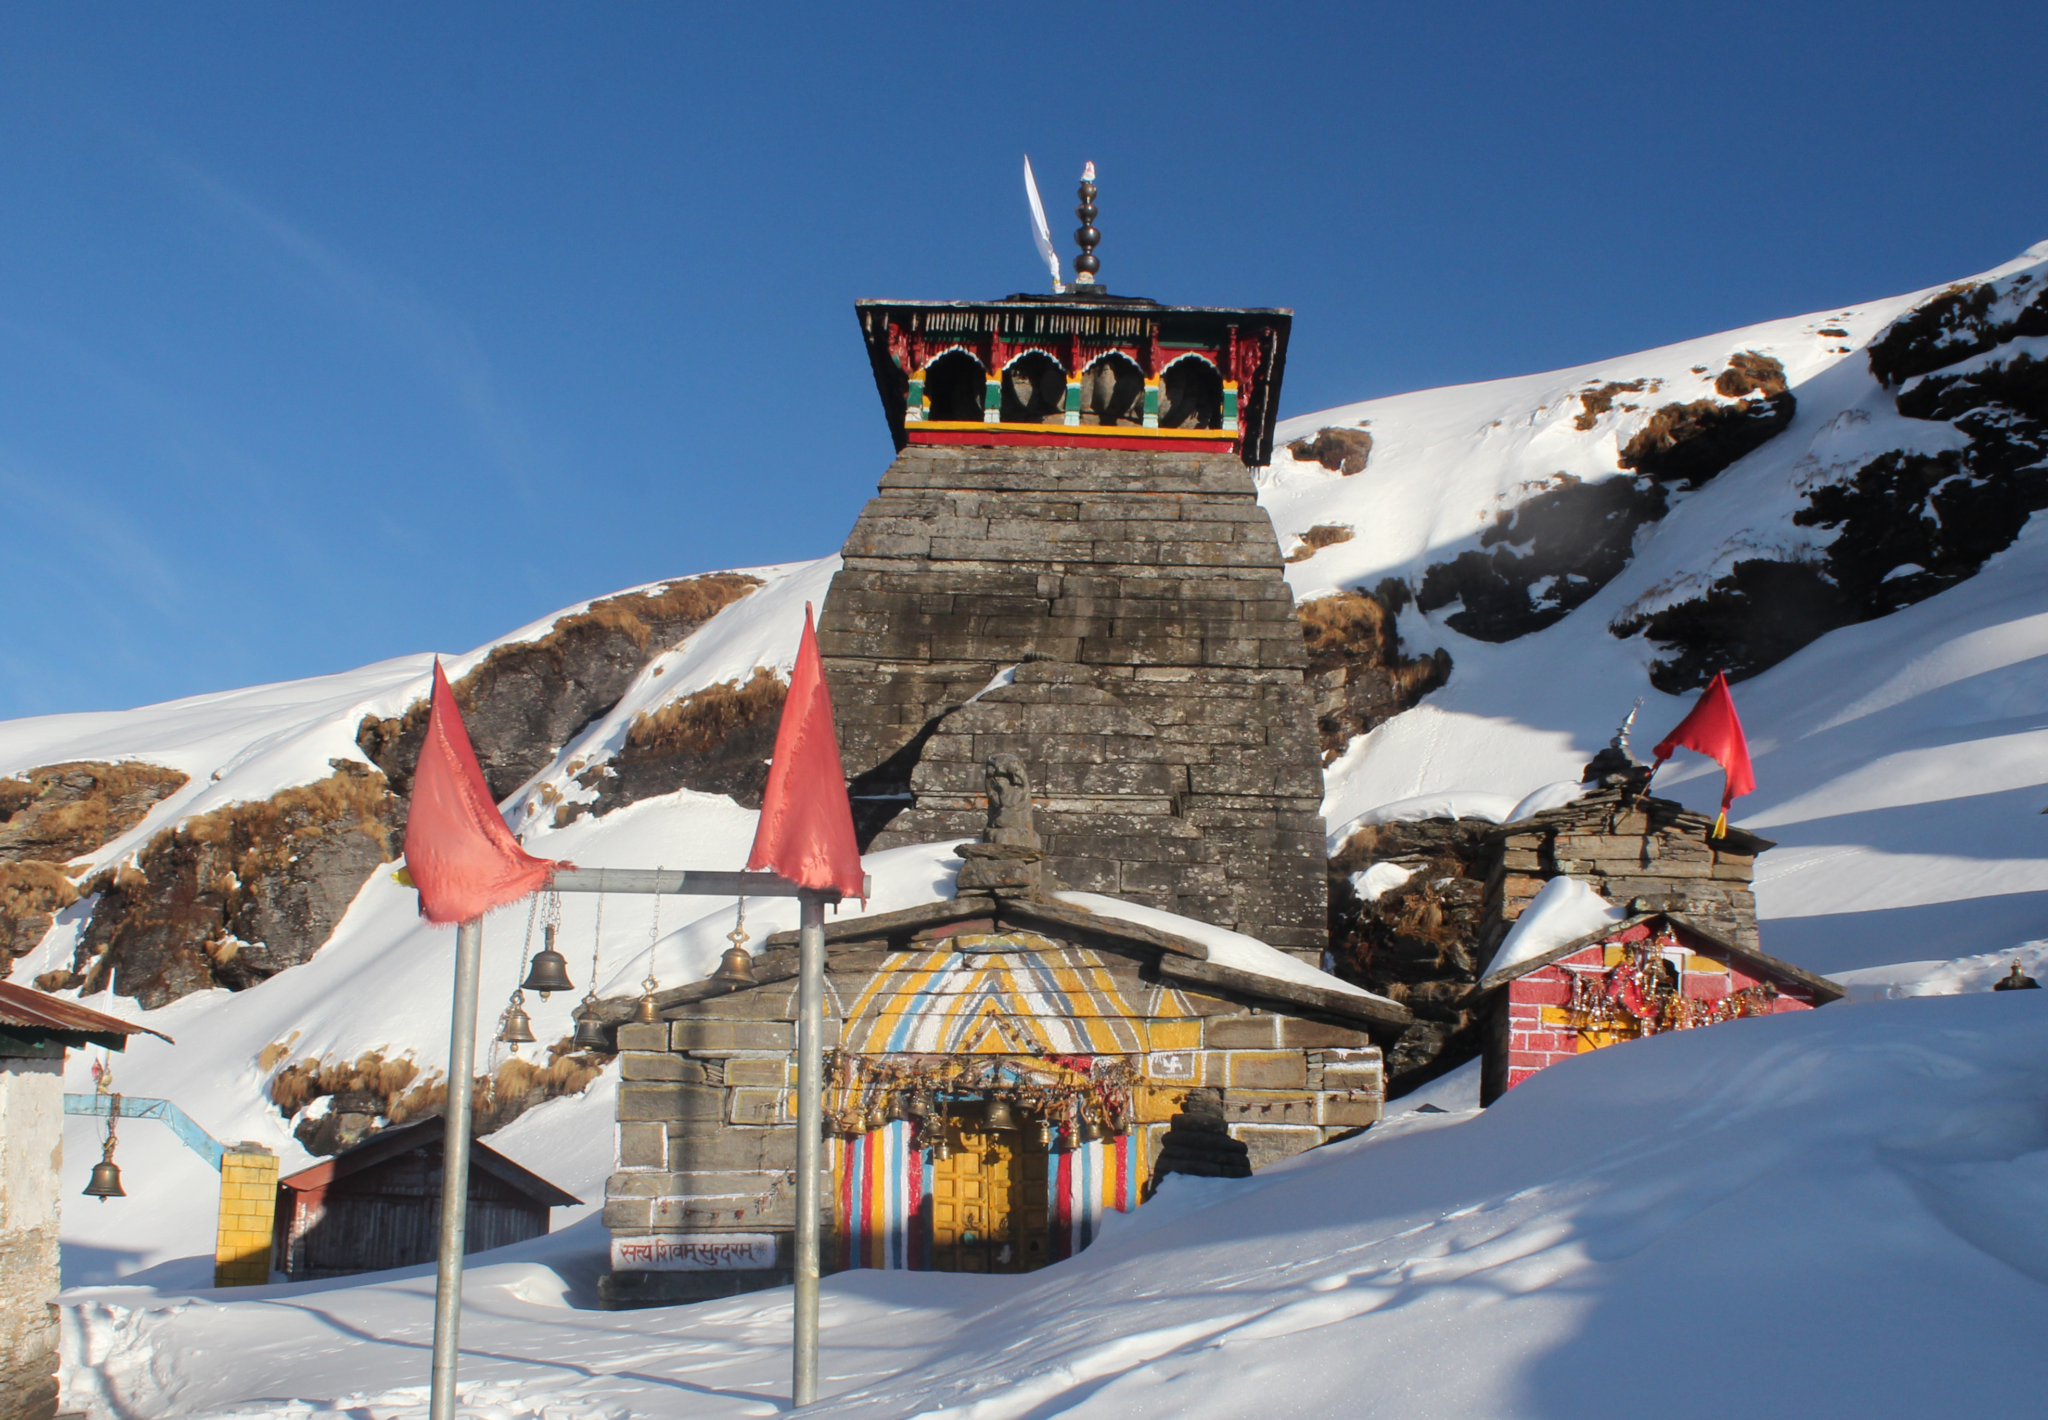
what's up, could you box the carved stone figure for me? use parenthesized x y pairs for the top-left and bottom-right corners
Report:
(983, 752), (1039, 849)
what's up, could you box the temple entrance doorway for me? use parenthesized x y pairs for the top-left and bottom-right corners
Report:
(930, 1102), (1052, 1274)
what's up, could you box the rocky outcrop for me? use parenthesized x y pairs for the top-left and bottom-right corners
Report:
(1286, 426), (1373, 474)
(573, 666), (788, 821)
(358, 574), (761, 805)
(67, 766), (400, 1008)
(0, 760), (188, 976)
(3, 864), (78, 968)
(1417, 355), (1795, 643)
(1298, 584), (1450, 759)
(1417, 474), (1669, 641)
(1617, 280), (2048, 690)
(0, 761), (188, 864)
(1327, 817), (1494, 1092)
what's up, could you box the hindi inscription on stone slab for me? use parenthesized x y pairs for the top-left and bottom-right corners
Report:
(610, 1233), (778, 1271)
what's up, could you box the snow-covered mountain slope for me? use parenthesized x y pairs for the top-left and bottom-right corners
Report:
(61, 992), (2048, 1419)
(8, 242), (2047, 1295)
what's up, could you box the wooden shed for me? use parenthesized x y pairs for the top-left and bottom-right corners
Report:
(272, 1118), (578, 1280)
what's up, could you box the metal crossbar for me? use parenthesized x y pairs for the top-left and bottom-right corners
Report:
(548, 867), (866, 900)
(63, 1092), (225, 1171)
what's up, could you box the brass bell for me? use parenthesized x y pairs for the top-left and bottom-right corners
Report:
(497, 999), (536, 1047)
(571, 999), (612, 1052)
(632, 992), (660, 1026)
(1033, 1117), (1054, 1151)
(712, 942), (757, 990)
(984, 1094), (1018, 1132)
(1078, 1113), (1109, 1144)
(929, 1131), (953, 1163)
(520, 926), (574, 999)
(903, 1089), (930, 1120)
(84, 1152), (125, 1201)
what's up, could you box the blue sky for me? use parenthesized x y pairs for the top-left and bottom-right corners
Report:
(2, 3), (2042, 719)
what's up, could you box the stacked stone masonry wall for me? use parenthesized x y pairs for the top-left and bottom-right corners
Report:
(1482, 794), (1760, 956)
(820, 447), (1328, 958)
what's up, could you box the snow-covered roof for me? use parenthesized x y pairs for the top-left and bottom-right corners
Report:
(1481, 876), (1627, 981)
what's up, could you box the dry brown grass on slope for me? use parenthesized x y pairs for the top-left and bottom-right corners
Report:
(1283, 524), (1356, 564)
(1574, 379), (1650, 430)
(268, 1037), (610, 1141)
(553, 572), (764, 651)
(171, 766), (398, 879)
(627, 666), (788, 756)
(1715, 350), (1789, 399)
(2, 860), (81, 968)
(0, 761), (190, 864)
(1298, 589), (1397, 672)
(1286, 426), (1374, 475)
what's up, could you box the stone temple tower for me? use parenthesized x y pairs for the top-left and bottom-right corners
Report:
(819, 173), (1327, 959)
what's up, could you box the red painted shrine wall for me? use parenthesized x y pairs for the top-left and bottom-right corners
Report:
(1496, 920), (1820, 1097)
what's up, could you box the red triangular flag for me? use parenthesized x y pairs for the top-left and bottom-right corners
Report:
(746, 605), (865, 900)
(1652, 671), (1756, 837)
(401, 660), (561, 924)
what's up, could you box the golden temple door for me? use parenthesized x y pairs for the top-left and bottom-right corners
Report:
(930, 1109), (1052, 1273)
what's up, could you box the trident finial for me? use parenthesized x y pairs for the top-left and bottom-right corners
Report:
(1613, 697), (1644, 755)
(1074, 162), (1100, 287)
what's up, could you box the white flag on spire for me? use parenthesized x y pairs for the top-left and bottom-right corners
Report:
(1023, 155), (1064, 293)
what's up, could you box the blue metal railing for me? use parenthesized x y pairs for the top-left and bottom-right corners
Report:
(63, 1093), (225, 1171)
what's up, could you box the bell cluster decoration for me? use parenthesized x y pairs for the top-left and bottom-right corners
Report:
(823, 1049), (1134, 1156)
(1563, 931), (1781, 1039)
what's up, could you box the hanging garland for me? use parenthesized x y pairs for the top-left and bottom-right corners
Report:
(824, 1047), (1137, 1148)
(1564, 929), (1779, 1039)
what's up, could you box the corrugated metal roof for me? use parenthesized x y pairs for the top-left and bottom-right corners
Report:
(0, 982), (173, 1047)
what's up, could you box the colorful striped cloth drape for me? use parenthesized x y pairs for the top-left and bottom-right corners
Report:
(835, 1121), (930, 1272)
(1050, 1135), (1140, 1262)
(832, 1126), (1140, 1271)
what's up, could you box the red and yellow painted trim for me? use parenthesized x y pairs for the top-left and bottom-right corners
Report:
(906, 421), (1238, 454)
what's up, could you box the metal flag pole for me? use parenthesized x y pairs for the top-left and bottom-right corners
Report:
(792, 889), (827, 1406)
(429, 916), (485, 1420)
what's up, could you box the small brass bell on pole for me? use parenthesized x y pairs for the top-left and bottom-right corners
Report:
(84, 1133), (125, 1201)
(520, 924), (575, 999)
(497, 994), (536, 1049)
(984, 1094), (1018, 1132)
(713, 899), (757, 990)
(571, 993), (611, 1052)
(713, 942), (757, 989)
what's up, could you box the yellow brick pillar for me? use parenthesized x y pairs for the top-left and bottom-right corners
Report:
(213, 1144), (279, 1288)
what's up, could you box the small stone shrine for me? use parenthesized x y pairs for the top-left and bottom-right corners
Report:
(1478, 907), (1843, 1103)
(1471, 725), (1842, 1102)
(1481, 730), (1775, 960)
(601, 760), (1407, 1308)
(820, 168), (1327, 961)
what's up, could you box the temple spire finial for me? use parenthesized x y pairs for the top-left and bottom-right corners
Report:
(1074, 161), (1101, 287)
